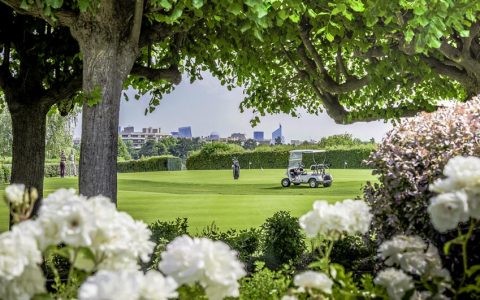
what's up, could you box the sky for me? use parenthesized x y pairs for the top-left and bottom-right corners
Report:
(75, 73), (393, 143)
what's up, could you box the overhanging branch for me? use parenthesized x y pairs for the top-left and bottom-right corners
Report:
(0, 0), (77, 27)
(40, 75), (82, 108)
(130, 64), (181, 84)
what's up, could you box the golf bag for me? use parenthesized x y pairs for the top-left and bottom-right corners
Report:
(232, 159), (240, 179)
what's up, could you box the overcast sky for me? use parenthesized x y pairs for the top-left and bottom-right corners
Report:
(75, 73), (393, 142)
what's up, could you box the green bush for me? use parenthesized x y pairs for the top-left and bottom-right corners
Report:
(239, 262), (292, 300)
(199, 223), (261, 269)
(186, 147), (373, 169)
(330, 235), (376, 276)
(261, 211), (305, 268)
(117, 156), (182, 173)
(0, 164), (11, 183)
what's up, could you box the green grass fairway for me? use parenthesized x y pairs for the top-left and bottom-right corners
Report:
(0, 169), (376, 233)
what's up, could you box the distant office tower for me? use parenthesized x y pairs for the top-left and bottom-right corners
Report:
(123, 126), (135, 133)
(171, 132), (180, 138)
(271, 124), (285, 144)
(178, 126), (192, 138)
(253, 131), (264, 141)
(209, 132), (220, 141)
(118, 126), (123, 133)
(230, 133), (246, 141)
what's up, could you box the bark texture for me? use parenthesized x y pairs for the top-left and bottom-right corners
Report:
(72, 1), (141, 203)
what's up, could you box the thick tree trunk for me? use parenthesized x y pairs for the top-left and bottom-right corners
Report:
(9, 101), (48, 226)
(74, 22), (137, 204)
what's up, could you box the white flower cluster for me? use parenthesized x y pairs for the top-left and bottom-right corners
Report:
(4, 184), (25, 206)
(299, 199), (372, 239)
(78, 270), (178, 300)
(0, 221), (45, 300)
(158, 235), (246, 300)
(428, 156), (480, 232)
(374, 268), (414, 300)
(0, 187), (156, 300)
(293, 271), (333, 294)
(37, 189), (155, 270)
(378, 235), (450, 280)
(376, 235), (451, 299)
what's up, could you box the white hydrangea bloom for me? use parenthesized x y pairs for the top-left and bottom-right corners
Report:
(140, 271), (178, 300)
(374, 268), (414, 300)
(430, 156), (480, 192)
(4, 184), (25, 206)
(293, 271), (333, 294)
(0, 222), (42, 280)
(428, 191), (469, 232)
(159, 235), (246, 300)
(281, 296), (298, 300)
(78, 270), (143, 300)
(299, 199), (372, 240)
(0, 265), (45, 300)
(465, 189), (480, 219)
(378, 235), (426, 267)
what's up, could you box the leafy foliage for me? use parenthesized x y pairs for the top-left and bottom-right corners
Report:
(239, 262), (292, 300)
(261, 211), (306, 268)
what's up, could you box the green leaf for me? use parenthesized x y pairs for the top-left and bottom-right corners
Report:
(326, 32), (335, 42)
(20, 0), (29, 10)
(349, 0), (365, 12)
(459, 29), (470, 38)
(466, 265), (480, 277)
(331, 3), (346, 15)
(73, 247), (96, 272)
(192, 0), (203, 9)
(170, 7), (183, 21)
(48, 0), (63, 9)
(77, 0), (90, 12)
(428, 38), (441, 49)
(404, 29), (414, 43)
(289, 14), (300, 23)
(159, 0), (172, 10)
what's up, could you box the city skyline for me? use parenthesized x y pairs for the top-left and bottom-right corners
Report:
(74, 73), (393, 142)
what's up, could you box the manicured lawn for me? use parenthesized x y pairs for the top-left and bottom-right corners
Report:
(0, 169), (376, 233)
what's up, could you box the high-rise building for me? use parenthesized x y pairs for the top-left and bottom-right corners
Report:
(171, 132), (180, 138)
(208, 132), (220, 141)
(253, 131), (264, 141)
(271, 124), (285, 144)
(178, 126), (192, 138)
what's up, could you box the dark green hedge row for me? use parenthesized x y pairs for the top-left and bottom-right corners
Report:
(117, 156), (182, 173)
(44, 163), (78, 177)
(186, 148), (373, 170)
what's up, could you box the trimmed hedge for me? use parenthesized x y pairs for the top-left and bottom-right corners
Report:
(186, 148), (373, 170)
(117, 156), (182, 173)
(44, 163), (78, 177)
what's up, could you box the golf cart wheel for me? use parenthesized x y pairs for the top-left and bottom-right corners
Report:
(308, 178), (319, 188)
(281, 178), (291, 187)
(323, 174), (332, 187)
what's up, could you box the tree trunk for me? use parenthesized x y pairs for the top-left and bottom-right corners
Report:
(75, 26), (137, 204)
(9, 101), (48, 225)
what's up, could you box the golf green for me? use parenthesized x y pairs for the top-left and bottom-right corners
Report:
(0, 169), (376, 233)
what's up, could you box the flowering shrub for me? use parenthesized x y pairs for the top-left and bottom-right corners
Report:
(364, 97), (480, 244)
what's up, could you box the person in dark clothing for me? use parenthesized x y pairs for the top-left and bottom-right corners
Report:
(60, 150), (66, 178)
(232, 158), (240, 180)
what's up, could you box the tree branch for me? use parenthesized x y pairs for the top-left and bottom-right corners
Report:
(40, 75), (82, 107)
(298, 19), (327, 75)
(420, 55), (474, 87)
(130, 0), (144, 45)
(130, 64), (181, 84)
(462, 20), (480, 55)
(336, 47), (349, 80)
(0, 0), (77, 27)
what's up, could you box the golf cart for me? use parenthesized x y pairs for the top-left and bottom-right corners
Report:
(281, 150), (333, 188)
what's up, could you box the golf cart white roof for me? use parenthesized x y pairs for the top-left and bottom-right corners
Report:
(289, 150), (326, 153)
